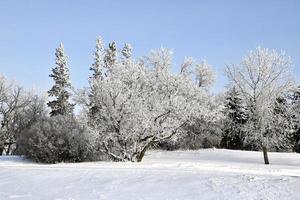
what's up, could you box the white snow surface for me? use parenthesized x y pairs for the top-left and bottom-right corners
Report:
(0, 149), (299, 200)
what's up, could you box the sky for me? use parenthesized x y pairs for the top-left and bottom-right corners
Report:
(0, 0), (299, 93)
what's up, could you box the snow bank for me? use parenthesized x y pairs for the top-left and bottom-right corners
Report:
(0, 149), (299, 200)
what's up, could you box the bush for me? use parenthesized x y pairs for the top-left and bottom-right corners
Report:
(17, 115), (95, 163)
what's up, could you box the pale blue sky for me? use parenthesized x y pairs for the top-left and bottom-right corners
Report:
(0, 0), (299, 93)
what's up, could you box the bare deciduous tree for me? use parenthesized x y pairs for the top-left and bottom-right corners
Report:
(226, 47), (294, 164)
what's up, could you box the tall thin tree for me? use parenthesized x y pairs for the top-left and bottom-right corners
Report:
(88, 37), (105, 124)
(48, 43), (74, 116)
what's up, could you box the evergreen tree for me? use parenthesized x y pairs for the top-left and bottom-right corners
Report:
(88, 37), (105, 125)
(221, 87), (248, 149)
(47, 43), (74, 116)
(90, 37), (104, 81)
(104, 41), (117, 72)
(291, 86), (300, 152)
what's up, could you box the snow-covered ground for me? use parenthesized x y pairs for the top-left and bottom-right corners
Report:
(0, 149), (300, 200)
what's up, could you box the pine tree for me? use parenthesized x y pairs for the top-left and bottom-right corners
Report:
(88, 37), (105, 125)
(104, 41), (117, 72)
(221, 87), (248, 149)
(47, 43), (74, 116)
(90, 37), (104, 81)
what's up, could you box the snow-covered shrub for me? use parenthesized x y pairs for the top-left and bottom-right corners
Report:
(18, 115), (94, 163)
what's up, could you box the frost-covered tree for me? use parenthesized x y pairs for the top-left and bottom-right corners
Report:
(195, 60), (215, 88)
(220, 87), (248, 150)
(48, 43), (74, 116)
(88, 37), (105, 124)
(226, 47), (294, 164)
(88, 47), (218, 162)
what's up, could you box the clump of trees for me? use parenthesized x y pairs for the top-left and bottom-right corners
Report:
(0, 76), (47, 155)
(1, 38), (299, 165)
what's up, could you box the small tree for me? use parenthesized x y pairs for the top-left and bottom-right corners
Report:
(226, 47), (294, 164)
(48, 43), (74, 116)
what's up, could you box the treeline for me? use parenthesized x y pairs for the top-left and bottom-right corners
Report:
(0, 37), (299, 164)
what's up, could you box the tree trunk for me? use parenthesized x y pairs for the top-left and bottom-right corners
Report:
(135, 141), (153, 162)
(136, 147), (147, 162)
(262, 146), (269, 165)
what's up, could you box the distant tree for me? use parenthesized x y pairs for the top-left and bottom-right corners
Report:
(226, 47), (294, 164)
(47, 43), (74, 116)
(195, 60), (215, 88)
(220, 87), (248, 150)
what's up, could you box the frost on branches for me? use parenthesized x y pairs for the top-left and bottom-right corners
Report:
(226, 47), (294, 164)
(48, 43), (74, 116)
(87, 45), (218, 162)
